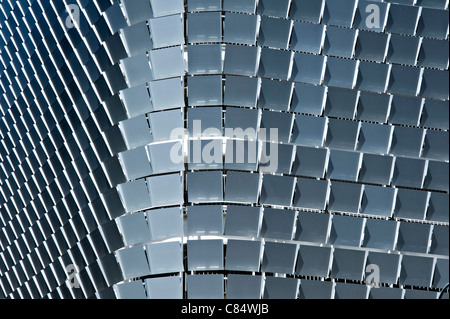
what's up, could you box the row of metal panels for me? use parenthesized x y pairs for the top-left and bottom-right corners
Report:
(117, 0), (449, 18)
(1, 202), (448, 276)
(115, 103), (449, 159)
(118, 11), (449, 68)
(119, 138), (448, 181)
(1, 238), (446, 299)
(2, 272), (445, 299)
(0, 203), (447, 298)
(112, 238), (448, 285)
(118, 80), (449, 131)
(114, 206), (449, 255)
(116, 170), (448, 222)
(118, 46), (448, 100)
(115, 0), (449, 37)
(118, 81), (448, 132)
(111, 275), (447, 300)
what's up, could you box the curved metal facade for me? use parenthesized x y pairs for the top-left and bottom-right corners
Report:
(0, 0), (449, 299)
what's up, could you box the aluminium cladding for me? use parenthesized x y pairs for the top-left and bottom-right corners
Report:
(0, 0), (449, 299)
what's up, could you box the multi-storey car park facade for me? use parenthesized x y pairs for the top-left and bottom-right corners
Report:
(0, 0), (448, 299)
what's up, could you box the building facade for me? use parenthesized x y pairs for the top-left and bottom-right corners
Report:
(0, 0), (449, 299)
